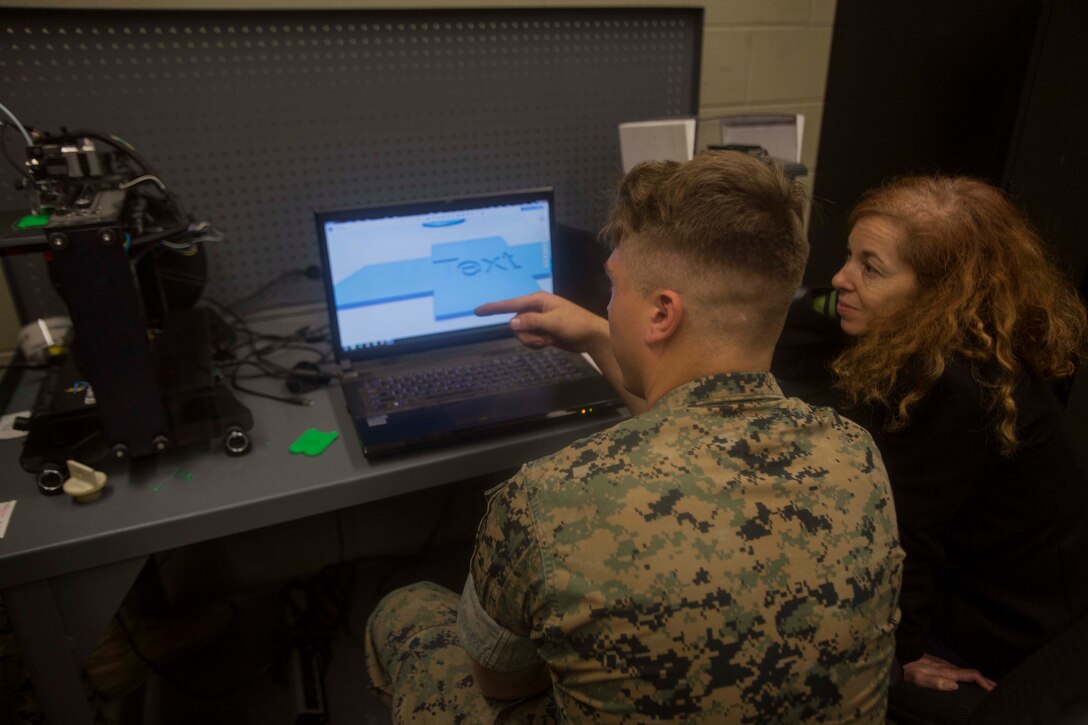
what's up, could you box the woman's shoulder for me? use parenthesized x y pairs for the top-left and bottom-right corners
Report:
(902, 357), (986, 420)
(860, 357), (992, 453)
(915, 356), (1070, 443)
(932, 356), (987, 399)
(936, 356), (1062, 411)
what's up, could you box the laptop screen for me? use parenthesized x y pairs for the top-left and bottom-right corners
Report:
(316, 189), (556, 360)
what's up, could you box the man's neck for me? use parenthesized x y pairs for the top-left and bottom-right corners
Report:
(640, 344), (773, 408)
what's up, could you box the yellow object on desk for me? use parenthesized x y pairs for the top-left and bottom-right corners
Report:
(62, 460), (108, 503)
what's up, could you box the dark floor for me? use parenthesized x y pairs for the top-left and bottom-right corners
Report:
(84, 471), (504, 725)
(121, 543), (474, 725)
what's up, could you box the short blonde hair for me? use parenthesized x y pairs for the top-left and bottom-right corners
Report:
(601, 151), (809, 335)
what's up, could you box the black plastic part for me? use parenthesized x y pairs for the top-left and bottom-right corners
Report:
(36, 462), (66, 495)
(223, 427), (250, 457)
(18, 308), (253, 483)
(47, 210), (172, 457)
(289, 644), (328, 724)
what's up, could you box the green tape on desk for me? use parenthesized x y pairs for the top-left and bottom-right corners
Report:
(15, 213), (50, 229)
(289, 429), (338, 456)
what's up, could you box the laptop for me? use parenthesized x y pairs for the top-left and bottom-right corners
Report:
(315, 188), (621, 458)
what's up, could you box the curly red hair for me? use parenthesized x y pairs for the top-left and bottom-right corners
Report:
(832, 175), (1087, 452)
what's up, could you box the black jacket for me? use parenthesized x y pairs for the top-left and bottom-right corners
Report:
(773, 290), (1088, 677)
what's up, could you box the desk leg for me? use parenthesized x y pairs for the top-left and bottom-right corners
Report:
(6, 556), (148, 725)
(53, 556), (151, 667)
(6, 579), (95, 725)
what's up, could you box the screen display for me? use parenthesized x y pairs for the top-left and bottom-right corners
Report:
(322, 196), (554, 353)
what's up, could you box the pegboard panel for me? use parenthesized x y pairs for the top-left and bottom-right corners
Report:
(0, 8), (701, 317)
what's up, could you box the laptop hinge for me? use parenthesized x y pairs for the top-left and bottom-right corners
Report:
(339, 359), (358, 380)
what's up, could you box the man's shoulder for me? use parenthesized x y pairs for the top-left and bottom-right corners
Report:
(739, 389), (882, 454)
(515, 415), (653, 487)
(785, 394), (881, 445)
(513, 393), (882, 491)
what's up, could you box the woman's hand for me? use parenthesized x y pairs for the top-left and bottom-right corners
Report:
(902, 653), (996, 692)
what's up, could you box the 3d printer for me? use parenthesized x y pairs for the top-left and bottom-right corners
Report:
(0, 114), (253, 493)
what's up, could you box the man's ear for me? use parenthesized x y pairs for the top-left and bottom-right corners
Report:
(645, 289), (683, 344)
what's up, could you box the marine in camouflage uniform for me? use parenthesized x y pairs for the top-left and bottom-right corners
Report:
(367, 371), (903, 723)
(368, 150), (903, 722)
(366, 581), (557, 724)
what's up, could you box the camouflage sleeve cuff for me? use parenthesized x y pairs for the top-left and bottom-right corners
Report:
(457, 573), (543, 671)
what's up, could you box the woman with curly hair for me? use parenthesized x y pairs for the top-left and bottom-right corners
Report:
(830, 175), (1088, 718)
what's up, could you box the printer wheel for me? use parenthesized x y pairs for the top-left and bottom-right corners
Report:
(223, 427), (251, 457)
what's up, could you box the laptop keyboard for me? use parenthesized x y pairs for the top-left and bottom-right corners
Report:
(361, 347), (587, 413)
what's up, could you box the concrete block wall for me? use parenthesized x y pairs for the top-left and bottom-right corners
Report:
(0, 0), (837, 355)
(699, 0), (834, 194)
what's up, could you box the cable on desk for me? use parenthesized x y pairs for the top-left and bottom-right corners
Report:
(226, 360), (314, 407)
(126, 207), (224, 260)
(205, 297), (331, 358)
(118, 173), (167, 193)
(200, 298), (335, 406)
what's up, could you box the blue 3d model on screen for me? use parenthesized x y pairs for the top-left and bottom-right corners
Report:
(333, 236), (549, 321)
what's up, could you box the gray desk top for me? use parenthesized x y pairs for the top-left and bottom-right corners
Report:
(0, 309), (624, 589)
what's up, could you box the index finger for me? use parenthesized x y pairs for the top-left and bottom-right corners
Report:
(946, 666), (996, 692)
(475, 293), (545, 317)
(968, 672), (997, 692)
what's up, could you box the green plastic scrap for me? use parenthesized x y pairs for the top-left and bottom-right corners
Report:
(15, 213), (50, 229)
(289, 428), (339, 456)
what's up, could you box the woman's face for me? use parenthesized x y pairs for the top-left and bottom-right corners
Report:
(832, 215), (919, 336)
